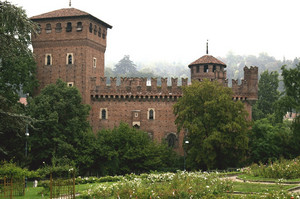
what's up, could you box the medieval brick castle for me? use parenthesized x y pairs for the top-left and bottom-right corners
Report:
(31, 7), (258, 154)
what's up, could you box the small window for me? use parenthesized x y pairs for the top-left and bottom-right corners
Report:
(94, 25), (97, 35)
(213, 65), (216, 72)
(93, 57), (97, 68)
(66, 22), (72, 32)
(135, 113), (138, 117)
(98, 27), (101, 37)
(67, 82), (74, 87)
(76, 22), (83, 31)
(102, 30), (106, 39)
(45, 23), (52, 33)
(45, 54), (52, 65)
(66, 53), (74, 65)
(196, 65), (200, 73)
(204, 65), (208, 73)
(55, 23), (62, 33)
(191, 67), (193, 74)
(37, 24), (41, 34)
(148, 108), (155, 120)
(89, 23), (93, 33)
(100, 108), (108, 120)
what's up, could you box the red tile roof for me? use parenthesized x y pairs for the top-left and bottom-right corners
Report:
(31, 8), (112, 28)
(189, 55), (226, 67)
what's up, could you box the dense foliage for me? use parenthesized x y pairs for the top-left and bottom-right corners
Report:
(0, 1), (38, 163)
(174, 80), (250, 170)
(252, 71), (280, 120)
(26, 79), (91, 170)
(92, 122), (179, 176)
(245, 158), (300, 179)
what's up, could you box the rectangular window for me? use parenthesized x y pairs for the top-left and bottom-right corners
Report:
(66, 22), (72, 32)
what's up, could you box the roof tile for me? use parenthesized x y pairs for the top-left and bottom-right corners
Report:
(189, 55), (226, 67)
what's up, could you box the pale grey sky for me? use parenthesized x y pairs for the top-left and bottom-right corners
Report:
(9, 0), (300, 64)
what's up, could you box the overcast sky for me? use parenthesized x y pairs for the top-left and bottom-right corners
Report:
(9, 0), (300, 64)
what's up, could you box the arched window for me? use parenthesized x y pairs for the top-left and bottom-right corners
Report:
(47, 55), (51, 65)
(213, 65), (216, 72)
(98, 27), (101, 37)
(204, 65), (208, 73)
(66, 53), (73, 65)
(149, 109), (154, 120)
(68, 54), (72, 64)
(102, 30), (106, 39)
(101, 109), (106, 119)
(45, 54), (52, 65)
(45, 23), (52, 33)
(89, 23), (93, 33)
(66, 22), (72, 32)
(94, 25), (97, 35)
(76, 22), (82, 31)
(166, 133), (177, 148)
(55, 23), (62, 32)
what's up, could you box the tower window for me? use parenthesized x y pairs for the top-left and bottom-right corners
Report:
(204, 65), (208, 73)
(89, 23), (93, 33)
(148, 108), (155, 120)
(45, 23), (52, 33)
(45, 54), (52, 65)
(102, 30), (106, 39)
(213, 65), (216, 72)
(93, 57), (97, 68)
(94, 25), (97, 35)
(196, 65), (200, 73)
(66, 53), (74, 65)
(98, 27), (101, 37)
(100, 108), (108, 120)
(66, 22), (72, 32)
(55, 23), (62, 33)
(76, 22), (83, 31)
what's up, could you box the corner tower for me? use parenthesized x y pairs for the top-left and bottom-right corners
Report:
(31, 8), (112, 103)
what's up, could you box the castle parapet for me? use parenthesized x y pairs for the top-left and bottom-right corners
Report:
(91, 77), (185, 101)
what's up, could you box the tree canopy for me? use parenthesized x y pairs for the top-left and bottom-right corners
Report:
(0, 0), (38, 104)
(174, 79), (250, 170)
(252, 70), (280, 120)
(113, 55), (138, 77)
(27, 79), (91, 169)
(93, 122), (179, 176)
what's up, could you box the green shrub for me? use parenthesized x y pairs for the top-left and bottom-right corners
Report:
(245, 157), (300, 179)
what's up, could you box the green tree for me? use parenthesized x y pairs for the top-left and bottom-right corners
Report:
(275, 63), (300, 156)
(249, 116), (293, 163)
(27, 79), (91, 170)
(0, 1), (38, 162)
(174, 79), (250, 170)
(93, 122), (178, 176)
(252, 70), (280, 120)
(113, 55), (138, 77)
(0, 0), (38, 104)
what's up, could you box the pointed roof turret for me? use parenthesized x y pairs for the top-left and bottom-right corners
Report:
(188, 55), (226, 68)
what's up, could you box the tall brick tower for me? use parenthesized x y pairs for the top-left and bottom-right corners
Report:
(31, 8), (112, 103)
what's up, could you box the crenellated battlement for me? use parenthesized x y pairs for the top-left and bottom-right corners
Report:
(90, 77), (188, 101)
(232, 66), (258, 101)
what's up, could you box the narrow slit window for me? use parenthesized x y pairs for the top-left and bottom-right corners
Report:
(93, 57), (97, 68)
(98, 27), (101, 37)
(89, 23), (93, 33)
(66, 53), (74, 65)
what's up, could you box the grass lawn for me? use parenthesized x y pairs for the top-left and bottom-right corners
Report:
(232, 181), (296, 193)
(238, 174), (300, 183)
